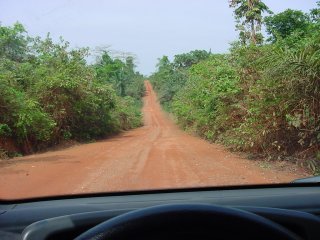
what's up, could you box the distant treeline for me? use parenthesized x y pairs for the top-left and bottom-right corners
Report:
(0, 23), (145, 156)
(150, 3), (320, 172)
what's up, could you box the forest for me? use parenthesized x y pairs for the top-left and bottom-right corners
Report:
(0, 24), (144, 156)
(150, 1), (320, 172)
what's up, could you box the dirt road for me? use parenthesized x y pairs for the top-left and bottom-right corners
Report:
(0, 81), (308, 199)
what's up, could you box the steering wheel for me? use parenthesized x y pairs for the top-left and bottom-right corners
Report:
(75, 204), (301, 240)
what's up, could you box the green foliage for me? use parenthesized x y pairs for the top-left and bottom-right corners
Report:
(0, 124), (12, 137)
(150, 50), (210, 108)
(125, 75), (145, 100)
(265, 9), (310, 42)
(95, 51), (144, 98)
(0, 22), (28, 61)
(15, 99), (56, 143)
(0, 70), (55, 152)
(172, 55), (241, 139)
(310, 1), (320, 22)
(112, 96), (143, 131)
(151, 6), (320, 168)
(0, 23), (144, 154)
(173, 50), (211, 69)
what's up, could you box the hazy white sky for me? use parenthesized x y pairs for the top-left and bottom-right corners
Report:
(0, 0), (317, 74)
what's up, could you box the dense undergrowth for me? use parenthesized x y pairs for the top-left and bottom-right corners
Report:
(0, 23), (144, 156)
(150, 4), (320, 172)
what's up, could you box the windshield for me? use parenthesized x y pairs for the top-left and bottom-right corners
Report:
(0, 0), (319, 200)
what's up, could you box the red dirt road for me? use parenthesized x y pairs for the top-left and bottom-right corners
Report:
(0, 81), (308, 199)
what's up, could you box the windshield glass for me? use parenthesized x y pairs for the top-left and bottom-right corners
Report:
(0, 0), (319, 200)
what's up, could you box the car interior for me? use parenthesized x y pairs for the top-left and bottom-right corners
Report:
(1, 183), (320, 239)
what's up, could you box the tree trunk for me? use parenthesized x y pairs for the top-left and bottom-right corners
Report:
(248, 0), (257, 45)
(251, 20), (257, 44)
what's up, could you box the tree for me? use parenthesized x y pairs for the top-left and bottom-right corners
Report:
(95, 51), (143, 97)
(173, 50), (211, 69)
(265, 9), (310, 42)
(229, 0), (272, 45)
(156, 56), (171, 72)
(0, 22), (28, 61)
(95, 51), (125, 95)
(125, 56), (135, 74)
(310, 1), (320, 23)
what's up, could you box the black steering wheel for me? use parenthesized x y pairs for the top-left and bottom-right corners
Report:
(75, 204), (301, 240)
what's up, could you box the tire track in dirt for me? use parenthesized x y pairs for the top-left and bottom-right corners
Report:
(0, 81), (309, 199)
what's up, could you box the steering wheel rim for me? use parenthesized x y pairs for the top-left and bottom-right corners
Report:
(75, 204), (301, 240)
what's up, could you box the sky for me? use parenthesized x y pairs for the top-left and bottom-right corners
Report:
(0, 0), (317, 75)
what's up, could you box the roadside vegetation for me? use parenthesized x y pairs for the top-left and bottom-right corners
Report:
(0, 24), (144, 156)
(150, 1), (320, 172)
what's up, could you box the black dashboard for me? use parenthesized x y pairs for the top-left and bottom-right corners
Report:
(1, 184), (320, 239)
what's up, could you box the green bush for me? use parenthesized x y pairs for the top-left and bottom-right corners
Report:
(172, 55), (241, 140)
(0, 23), (145, 154)
(151, 6), (320, 168)
(112, 96), (143, 131)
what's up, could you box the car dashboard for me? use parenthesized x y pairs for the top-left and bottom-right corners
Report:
(1, 184), (320, 239)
